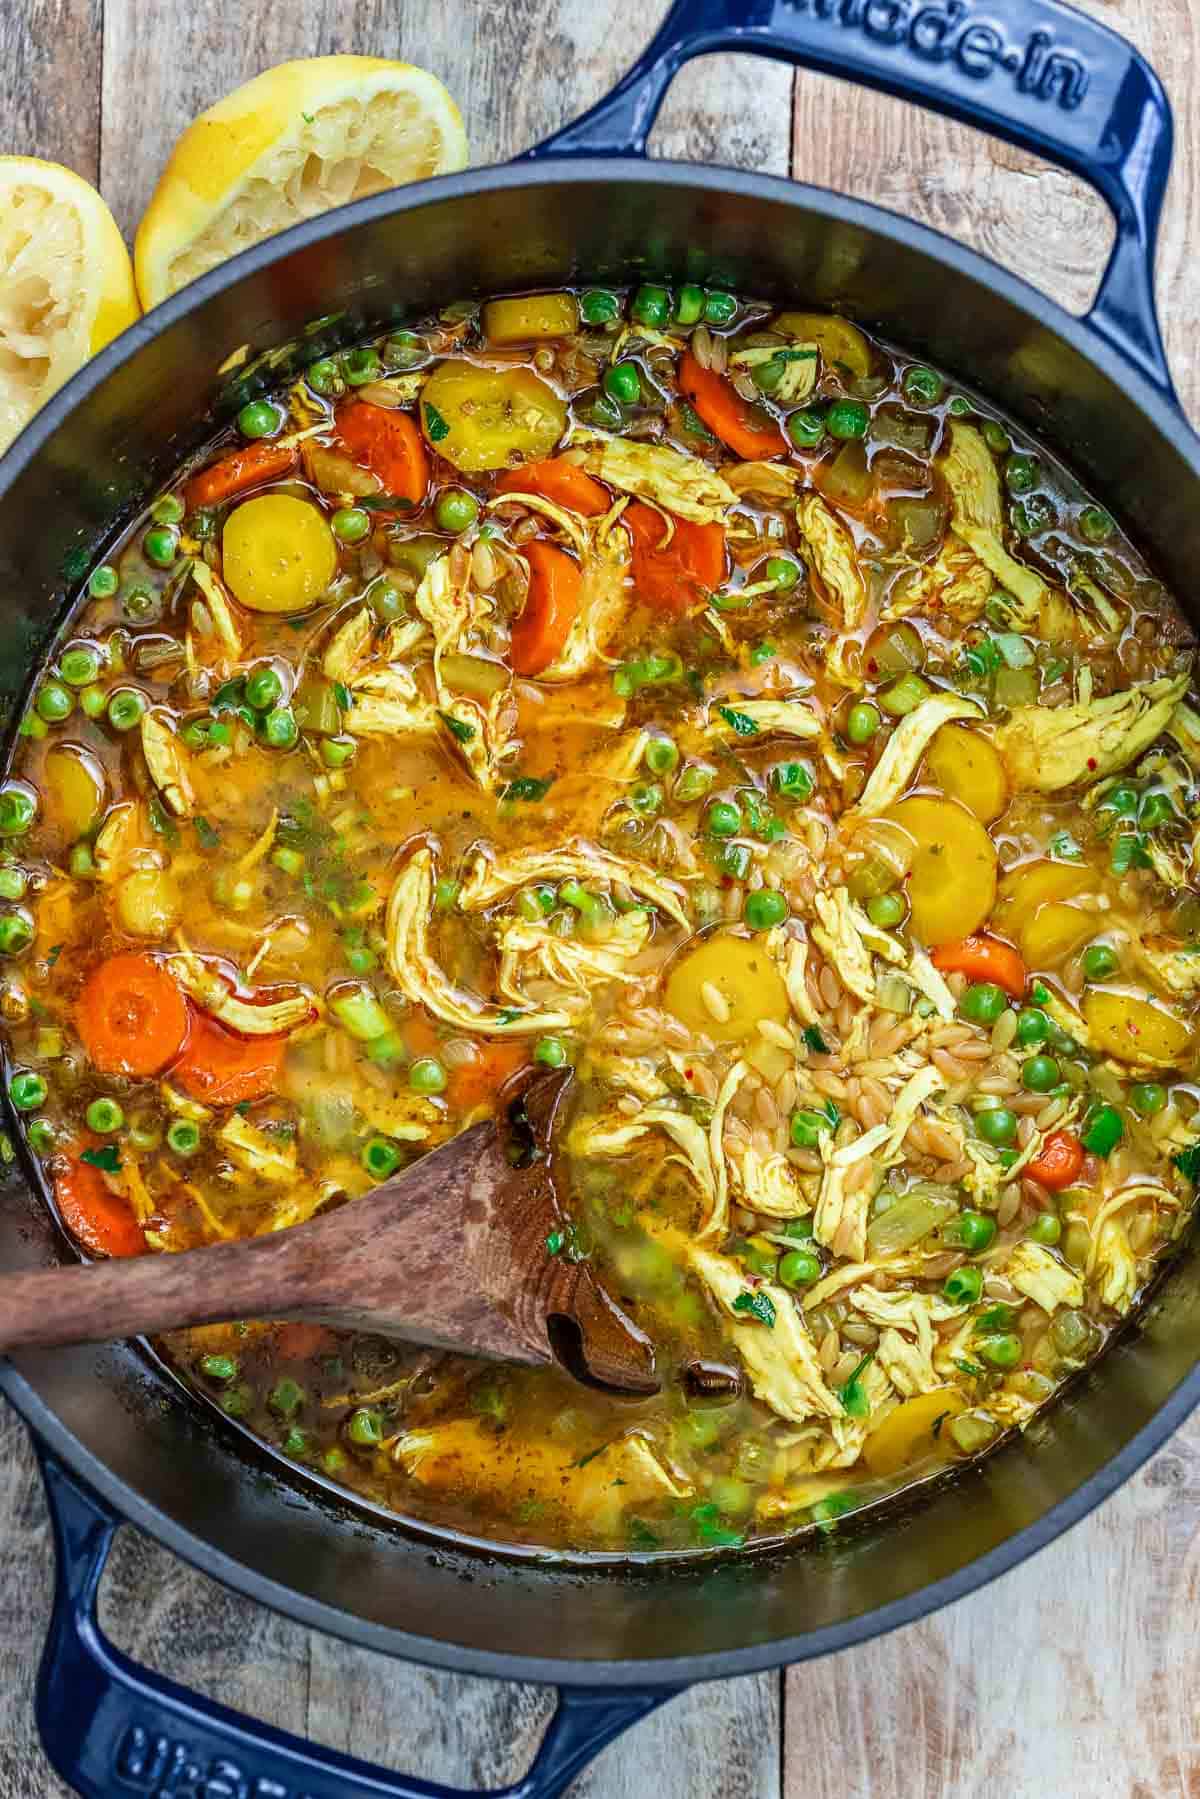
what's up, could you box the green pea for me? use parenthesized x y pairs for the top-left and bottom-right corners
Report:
(977, 1332), (1022, 1369)
(765, 556), (800, 590)
(245, 665), (283, 712)
(1015, 1006), (1049, 1046)
(772, 761), (813, 801)
(368, 577), (405, 622)
(306, 357), (343, 396)
(534, 1036), (569, 1068)
(166, 1118), (201, 1156)
(1081, 941), (1118, 980)
(321, 1446), (348, 1475)
(18, 713), (47, 741)
(151, 493), (185, 527)
(901, 365), (944, 406)
(744, 889), (787, 931)
(706, 799), (742, 839)
(675, 762), (715, 802)
(331, 507), (371, 545)
(434, 877), (460, 912)
(0, 786), (36, 836)
(347, 1406), (384, 1447)
(0, 867), (25, 901)
(143, 525), (178, 567)
(79, 685), (108, 719)
(846, 700), (881, 744)
(1078, 505), (1114, 544)
(630, 780), (663, 816)
(1021, 1054), (1060, 1093)
(261, 707), (298, 750)
(674, 284), (704, 325)
(943, 1264), (983, 1305)
(779, 1248), (821, 1289)
(409, 1056), (447, 1095)
(749, 642), (776, 667)
(433, 487), (480, 534)
(702, 291), (737, 325)
(1029, 1212), (1062, 1245)
(199, 1352), (238, 1383)
(344, 940), (377, 976)
(8, 1070), (46, 1111)
(26, 1117), (56, 1154)
(603, 361), (641, 406)
(644, 736), (679, 777)
(237, 399), (281, 439)
(960, 982), (1007, 1026)
(60, 647), (100, 688)
(343, 347), (381, 386)
(718, 841), (752, 880)
(975, 1107), (1017, 1148)
(283, 1427), (311, 1457)
(580, 289), (620, 325)
(106, 689), (146, 732)
(1082, 1104), (1123, 1157)
(0, 911), (34, 955)
(1005, 453), (1039, 495)
(866, 891), (905, 928)
(826, 398), (870, 440)
(36, 681), (74, 722)
(1130, 1082), (1167, 1118)
(317, 735), (355, 771)
(982, 420), (1011, 453)
(958, 1209), (997, 1252)
(790, 1109), (832, 1149)
(269, 1377), (305, 1418)
(1012, 494), (1055, 536)
(631, 285), (670, 328)
(88, 564), (119, 599)
(361, 1137), (401, 1179)
(85, 1097), (124, 1134)
(787, 408), (825, 449)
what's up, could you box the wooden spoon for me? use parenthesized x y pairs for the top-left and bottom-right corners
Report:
(0, 1068), (658, 1395)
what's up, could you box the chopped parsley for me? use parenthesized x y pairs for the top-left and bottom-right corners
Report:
(689, 1502), (745, 1549)
(497, 1007), (524, 1024)
(717, 705), (759, 737)
(1048, 830), (1083, 862)
(502, 775), (554, 803)
(545, 1228), (566, 1256)
(954, 1357), (988, 1380)
(46, 943), (63, 967)
(332, 682), (352, 712)
(838, 1352), (874, 1419)
(438, 710), (476, 744)
(802, 1023), (829, 1055)
(356, 492), (415, 511)
(194, 816), (221, 851)
(1173, 1142), (1200, 1184)
(732, 1289), (776, 1329)
(81, 1144), (121, 1174)
(424, 402), (450, 442)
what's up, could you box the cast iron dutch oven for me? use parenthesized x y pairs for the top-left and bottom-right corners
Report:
(3, 0), (1199, 1792)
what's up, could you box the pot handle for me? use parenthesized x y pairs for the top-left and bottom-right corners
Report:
(526, 0), (1175, 398)
(33, 1449), (680, 1799)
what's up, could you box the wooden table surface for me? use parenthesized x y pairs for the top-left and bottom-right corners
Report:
(3, 1), (1200, 1792)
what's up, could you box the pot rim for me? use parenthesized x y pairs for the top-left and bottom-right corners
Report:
(3, 154), (1199, 1684)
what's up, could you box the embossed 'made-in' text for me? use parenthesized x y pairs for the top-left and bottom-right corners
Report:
(784, 0), (1089, 108)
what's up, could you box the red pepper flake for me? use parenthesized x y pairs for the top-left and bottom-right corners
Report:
(1087, 756), (1097, 770)
(866, 658), (878, 674)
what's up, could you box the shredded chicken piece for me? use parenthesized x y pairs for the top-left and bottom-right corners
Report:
(575, 431), (735, 522)
(994, 673), (1188, 792)
(495, 907), (651, 1008)
(1006, 1240), (1084, 1314)
(386, 846), (570, 1036)
(217, 1114), (298, 1186)
(1092, 1216), (1139, 1313)
(796, 494), (867, 629)
(1134, 935), (1200, 998)
(188, 561), (242, 666)
(141, 709), (194, 817)
(459, 841), (690, 929)
(882, 534), (993, 625)
(708, 696), (821, 742)
(848, 692), (983, 819)
(169, 949), (314, 1036)
(688, 1244), (842, 1425)
(811, 886), (902, 1005)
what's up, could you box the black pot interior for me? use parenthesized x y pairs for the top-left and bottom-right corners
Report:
(3, 165), (1200, 1680)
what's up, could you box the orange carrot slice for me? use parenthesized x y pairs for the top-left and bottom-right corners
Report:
(76, 954), (190, 1078)
(171, 1011), (286, 1107)
(494, 457), (609, 516)
(625, 501), (727, 615)
(931, 933), (1027, 999)
(511, 539), (582, 675)
(54, 1144), (144, 1258)
(335, 400), (429, 507)
(679, 349), (787, 459)
(184, 440), (299, 510)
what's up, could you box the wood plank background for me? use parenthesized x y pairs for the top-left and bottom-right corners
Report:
(2, 1), (1200, 1792)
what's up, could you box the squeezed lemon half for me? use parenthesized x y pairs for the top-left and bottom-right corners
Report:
(134, 56), (469, 310)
